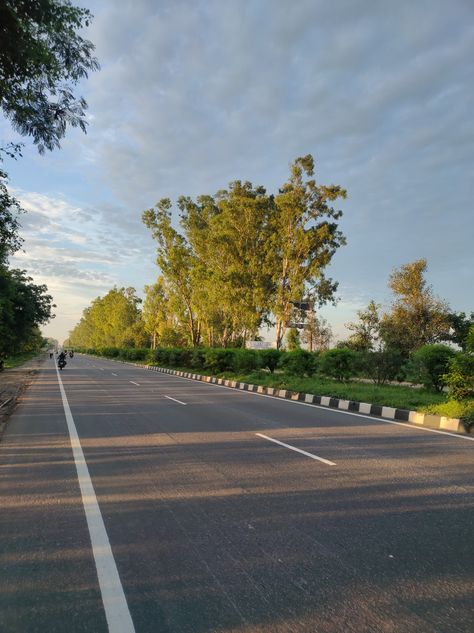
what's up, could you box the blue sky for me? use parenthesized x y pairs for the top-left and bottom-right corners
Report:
(3, 0), (473, 343)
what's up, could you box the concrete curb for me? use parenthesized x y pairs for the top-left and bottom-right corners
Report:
(101, 357), (469, 436)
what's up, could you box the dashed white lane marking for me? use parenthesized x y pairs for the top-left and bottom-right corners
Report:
(129, 381), (140, 386)
(165, 395), (187, 405)
(99, 368), (104, 371)
(256, 433), (336, 466)
(112, 373), (118, 376)
(55, 362), (135, 632)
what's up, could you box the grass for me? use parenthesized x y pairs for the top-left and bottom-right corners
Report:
(3, 350), (42, 369)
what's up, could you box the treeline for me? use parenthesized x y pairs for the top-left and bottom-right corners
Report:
(0, 1), (98, 368)
(0, 162), (54, 369)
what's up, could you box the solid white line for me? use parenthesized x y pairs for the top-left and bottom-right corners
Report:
(165, 395), (187, 405)
(112, 373), (118, 376)
(129, 381), (140, 386)
(55, 364), (135, 632)
(256, 433), (336, 465)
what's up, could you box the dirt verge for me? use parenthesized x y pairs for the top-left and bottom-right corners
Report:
(0, 354), (47, 440)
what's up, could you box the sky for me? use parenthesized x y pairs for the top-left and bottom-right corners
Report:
(3, 0), (473, 344)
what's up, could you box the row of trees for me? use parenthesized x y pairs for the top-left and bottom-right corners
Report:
(0, 1), (99, 366)
(68, 155), (347, 350)
(67, 255), (472, 364)
(0, 154), (54, 369)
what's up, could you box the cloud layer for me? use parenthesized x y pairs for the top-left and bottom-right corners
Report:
(4, 0), (474, 341)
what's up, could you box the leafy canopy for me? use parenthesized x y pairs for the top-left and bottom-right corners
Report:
(0, 0), (99, 153)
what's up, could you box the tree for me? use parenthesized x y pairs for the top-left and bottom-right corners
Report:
(446, 312), (474, 351)
(301, 313), (333, 352)
(0, 267), (54, 367)
(345, 300), (382, 352)
(381, 259), (450, 356)
(142, 200), (201, 347)
(285, 328), (301, 351)
(0, 147), (24, 263)
(270, 155), (346, 348)
(0, 0), (99, 153)
(178, 181), (275, 346)
(143, 277), (169, 349)
(67, 287), (143, 348)
(408, 344), (456, 392)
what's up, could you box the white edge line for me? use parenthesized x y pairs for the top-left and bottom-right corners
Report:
(165, 395), (187, 405)
(256, 433), (336, 465)
(55, 363), (135, 632)
(129, 381), (140, 386)
(84, 357), (474, 443)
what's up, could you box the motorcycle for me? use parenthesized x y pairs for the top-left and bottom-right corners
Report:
(58, 358), (67, 370)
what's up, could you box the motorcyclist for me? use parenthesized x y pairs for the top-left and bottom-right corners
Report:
(58, 351), (67, 368)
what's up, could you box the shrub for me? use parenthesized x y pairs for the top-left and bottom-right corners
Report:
(423, 399), (474, 433)
(204, 348), (236, 373)
(320, 348), (358, 382)
(444, 353), (474, 401)
(233, 349), (259, 373)
(190, 348), (206, 370)
(259, 349), (281, 373)
(279, 349), (318, 377)
(360, 350), (405, 385)
(408, 344), (456, 392)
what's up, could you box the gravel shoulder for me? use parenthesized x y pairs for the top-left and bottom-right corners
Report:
(0, 354), (47, 440)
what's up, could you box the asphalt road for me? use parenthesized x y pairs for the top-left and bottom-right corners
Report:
(1, 354), (473, 633)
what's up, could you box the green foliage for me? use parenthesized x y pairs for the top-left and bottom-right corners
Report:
(466, 325), (474, 353)
(279, 349), (318, 377)
(446, 312), (474, 351)
(423, 399), (474, 429)
(360, 349), (405, 385)
(204, 348), (236, 373)
(190, 348), (206, 369)
(0, 266), (54, 367)
(285, 328), (301, 351)
(345, 300), (381, 352)
(233, 349), (260, 373)
(408, 344), (456, 392)
(141, 155), (346, 350)
(270, 156), (346, 348)
(0, 0), (99, 153)
(67, 287), (143, 348)
(259, 349), (281, 373)
(443, 353), (474, 401)
(381, 259), (450, 356)
(320, 348), (358, 382)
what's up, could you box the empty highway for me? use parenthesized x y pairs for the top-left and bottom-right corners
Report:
(1, 354), (473, 633)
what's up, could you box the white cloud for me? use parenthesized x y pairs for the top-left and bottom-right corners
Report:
(5, 0), (474, 341)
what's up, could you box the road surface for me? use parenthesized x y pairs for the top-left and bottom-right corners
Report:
(1, 354), (473, 632)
